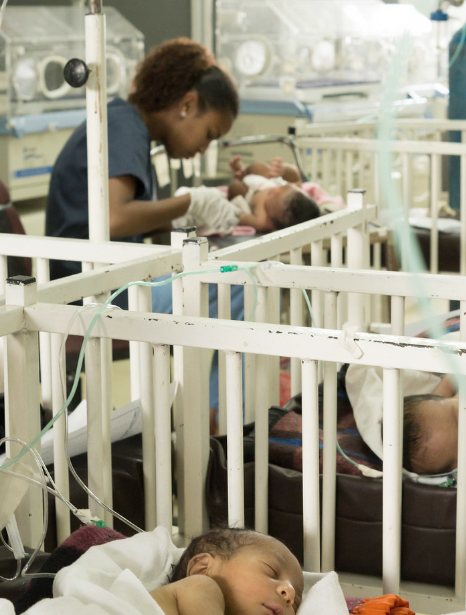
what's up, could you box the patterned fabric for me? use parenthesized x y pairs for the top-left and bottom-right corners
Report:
(14, 525), (126, 614)
(265, 368), (382, 476)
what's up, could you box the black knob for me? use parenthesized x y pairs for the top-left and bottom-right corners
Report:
(64, 58), (90, 88)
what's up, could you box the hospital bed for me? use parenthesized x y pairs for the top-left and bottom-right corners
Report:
(0, 187), (466, 614)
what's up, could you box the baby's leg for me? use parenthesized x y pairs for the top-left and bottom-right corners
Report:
(227, 179), (248, 200)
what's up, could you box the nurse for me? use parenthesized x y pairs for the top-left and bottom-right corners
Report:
(46, 37), (239, 280)
(46, 37), (242, 431)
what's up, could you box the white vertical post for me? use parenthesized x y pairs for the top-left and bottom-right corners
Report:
(37, 257), (52, 411)
(460, 154), (466, 276)
(128, 285), (141, 401)
(244, 285), (256, 424)
(302, 359), (320, 572)
(382, 368), (402, 595)
(255, 286), (269, 533)
(138, 284), (156, 529)
(226, 351), (244, 528)
(85, 331), (105, 519)
(391, 296), (405, 337)
(321, 292), (338, 572)
(290, 248), (303, 396)
(335, 149), (343, 196)
(0, 254), (6, 394)
(310, 241), (323, 329)
(85, 5), (109, 245)
(154, 343), (172, 532)
(345, 151), (354, 191)
(51, 332), (71, 543)
(430, 154), (439, 274)
(218, 283), (232, 435)
(181, 237), (210, 539)
(456, 300), (466, 599)
(5, 277), (42, 547)
(267, 274), (280, 407)
(347, 190), (366, 331)
(171, 227), (196, 536)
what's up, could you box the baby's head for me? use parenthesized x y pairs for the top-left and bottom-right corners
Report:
(264, 185), (320, 230)
(403, 394), (458, 475)
(169, 527), (303, 615)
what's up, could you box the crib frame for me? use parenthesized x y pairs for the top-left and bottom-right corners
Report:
(295, 118), (466, 275)
(0, 193), (466, 613)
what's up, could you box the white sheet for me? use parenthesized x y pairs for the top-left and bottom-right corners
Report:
(0, 526), (352, 615)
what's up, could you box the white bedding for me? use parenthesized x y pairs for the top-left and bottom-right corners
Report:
(0, 526), (350, 615)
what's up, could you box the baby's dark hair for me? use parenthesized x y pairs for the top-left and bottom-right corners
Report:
(128, 37), (239, 118)
(403, 394), (444, 472)
(168, 527), (268, 583)
(273, 190), (320, 230)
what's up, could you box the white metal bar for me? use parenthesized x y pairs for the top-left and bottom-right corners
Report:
(85, 10), (109, 244)
(310, 241), (323, 329)
(456, 301), (466, 598)
(345, 151), (354, 191)
(382, 368), (403, 595)
(391, 296), (405, 336)
(5, 279), (42, 547)
(128, 285), (141, 402)
(28, 303), (466, 374)
(347, 191), (366, 330)
(154, 344), (172, 532)
(244, 285), (256, 424)
(84, 334), (105, 519)
(226, 351), (244, 528)
(290, 248), (303, 396)
(301, 359), (320, 572)
(255, 286), (269, 534)
(430, 154), (440, 274)
(267, 279), (281, 407)
(180, 238), (210, 539)
(321, 291), (337, 572)
(137, 284), (156, 530)
(218, 283), (232, 435)
(37, 257), (52, 411)
(51, 332), (70, 543)
(461, 155), (466, 276)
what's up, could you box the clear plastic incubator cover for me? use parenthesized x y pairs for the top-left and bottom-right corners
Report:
(216, 0), (435, 101)
(0, 6), (144, 117)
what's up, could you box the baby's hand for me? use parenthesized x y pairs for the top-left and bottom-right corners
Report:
(268, 157), (284, 178)
(229, 155), (247, 180)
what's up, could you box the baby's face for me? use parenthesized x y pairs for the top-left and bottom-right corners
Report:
(210, 537), (303, 615)
(411, 396), (459, 475)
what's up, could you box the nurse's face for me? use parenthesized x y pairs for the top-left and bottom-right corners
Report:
(163, 94), (234, 160)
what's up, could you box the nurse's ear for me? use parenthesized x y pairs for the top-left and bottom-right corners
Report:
(186, 552), (216, 576)
(178, 90), (200, 117)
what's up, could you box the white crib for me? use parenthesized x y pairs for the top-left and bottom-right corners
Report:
(295, 118), (466, 276)
(0, 190), (465, 614)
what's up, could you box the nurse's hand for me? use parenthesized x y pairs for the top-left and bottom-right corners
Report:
(174, 186), (240, 234)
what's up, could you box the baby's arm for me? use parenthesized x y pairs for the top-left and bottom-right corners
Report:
(269, 157), (301, 184)
(150, 576), (225, 615)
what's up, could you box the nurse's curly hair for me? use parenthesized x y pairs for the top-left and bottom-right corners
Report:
(128, 37), (239, 118)
(168, 527), (269, 583)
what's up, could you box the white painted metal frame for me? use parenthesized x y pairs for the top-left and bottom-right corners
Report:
(296, 121), (466, 275)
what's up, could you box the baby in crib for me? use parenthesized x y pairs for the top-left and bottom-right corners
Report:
(403, 374), (458, 476)
(225, 156), (321, 233)
(150, 527), (303, 615)
(173, 156), (321, 235)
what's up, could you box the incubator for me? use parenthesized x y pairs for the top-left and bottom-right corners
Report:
(0, 6), (143, 203)
(215, 0), (435, 103)
(0, 6), (144, 117)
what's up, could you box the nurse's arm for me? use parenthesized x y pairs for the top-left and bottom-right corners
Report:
(108, 175), (190, 238)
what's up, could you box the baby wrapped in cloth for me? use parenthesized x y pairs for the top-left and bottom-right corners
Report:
(0, 526), (354, 615)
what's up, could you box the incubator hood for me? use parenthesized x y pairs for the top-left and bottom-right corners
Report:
(216, 0), (435, 103)
(0, 6), (144, 117)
